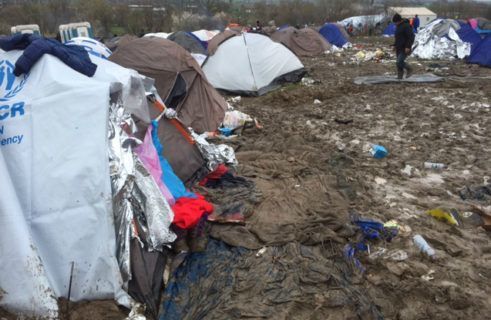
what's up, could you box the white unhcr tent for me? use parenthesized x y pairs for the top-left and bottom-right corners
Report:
(202, 33), (306, 96)
(0, 51), (130, 318)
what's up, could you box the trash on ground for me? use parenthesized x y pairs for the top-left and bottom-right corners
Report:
(427, 208), (459, 226)
(424, 162), (446, 170)
(413, 234), (436, 259)
(370, 144), (388, 159)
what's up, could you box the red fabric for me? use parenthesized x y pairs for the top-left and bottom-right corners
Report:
(199, 164), (229, 186)
(172, 194), (214, 229)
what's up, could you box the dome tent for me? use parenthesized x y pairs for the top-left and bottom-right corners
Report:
(207, 30), (239, 55)
(167, 31), (208, 55)
(202, 32), (306, 96)
(468, 36), (491, 67)
(319, 23), (349, 48)
(110, 37), (227, 183)
(270, 27), (331, 57)
(383, 23), (396, 37)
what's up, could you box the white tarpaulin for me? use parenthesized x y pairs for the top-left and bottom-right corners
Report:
(202, 33), (305, 95)
(0, 51), (129, 318)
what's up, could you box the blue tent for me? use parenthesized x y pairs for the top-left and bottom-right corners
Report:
(456, 24), (482, 49)
(383, 23), (396, 36)
(468, 36), (491, 67)
(319, 23), (348, 47)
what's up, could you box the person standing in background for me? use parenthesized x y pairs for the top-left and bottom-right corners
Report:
(413, 14), (420, 33)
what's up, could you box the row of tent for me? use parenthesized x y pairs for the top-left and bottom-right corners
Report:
(143, 23), (351, 58)
(97, 24), (351, 96)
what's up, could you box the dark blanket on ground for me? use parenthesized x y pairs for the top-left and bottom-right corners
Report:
(161, 239), (382, 320)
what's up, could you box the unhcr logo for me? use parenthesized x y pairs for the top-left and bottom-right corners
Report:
(0, 60), (29, 102)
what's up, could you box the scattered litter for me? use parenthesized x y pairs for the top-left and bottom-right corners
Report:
(387, 249), (408, 262)
(421, 270), (436, 281)
(229, 96), (241, 103)
(313, 99), (321, 104)
(125, 303), (146, 320)
(401, 164), (417, 177)
(424, 162), (446, 170)
(413, 235), (436, 259)
(344, 212), (399, 273)
(256, 247), (267, 257)
(369, 144), (388, 159)
(427, 208), (459, 226)
(301, 77), (316, 86)
(375, 177), (387, 185)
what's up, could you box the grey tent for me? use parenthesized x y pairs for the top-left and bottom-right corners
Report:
(271, 27), (331, 57)
(167, 31), (208, 55)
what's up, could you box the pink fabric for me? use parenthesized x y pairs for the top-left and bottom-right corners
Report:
(135, 126), (175, 205)
(469, 19), (478, 30)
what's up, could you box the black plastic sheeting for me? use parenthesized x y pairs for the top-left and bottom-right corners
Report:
(160, 239), (383, 320)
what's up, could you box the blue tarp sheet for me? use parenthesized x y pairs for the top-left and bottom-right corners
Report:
(319, 23), (348, 47)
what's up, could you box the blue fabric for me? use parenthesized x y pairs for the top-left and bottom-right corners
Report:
(413, 17), (420, 30)
(383, 23), (396, 36)
(468, 35), (491, 68)
(186, 31), (208, 51)
(161, 240), (248, 319)
(476, 28), (491, 35)
(319, 23), (348, 47)
(151, 120), (196, 199)
(279, 24), (290, 31)
(457, 24), (482, 49)
(0, 34), (96, 77)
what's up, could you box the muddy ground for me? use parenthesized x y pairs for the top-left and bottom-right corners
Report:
(2, 37), (490, 319)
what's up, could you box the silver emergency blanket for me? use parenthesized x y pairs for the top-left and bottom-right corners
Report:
(108, 99), (175, 287)
(190, 130), (238, 171)
(412, 19), (471, 60)
(108, 100), (138, 286)
(354, 73), (443, 85)
(133, 158), (176, 249)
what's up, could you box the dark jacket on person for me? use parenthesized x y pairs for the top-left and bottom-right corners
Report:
(394, 19), (415, 55)
(0, 34), (96, 77)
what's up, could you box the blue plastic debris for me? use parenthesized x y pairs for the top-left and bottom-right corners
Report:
(343, 212), (398, 273)
(370, 144), (388, 159)
(218, 127), (233, 137)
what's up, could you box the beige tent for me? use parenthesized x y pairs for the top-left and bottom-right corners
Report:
(110, 37), (227, 183)
(271, 27), (331, 57)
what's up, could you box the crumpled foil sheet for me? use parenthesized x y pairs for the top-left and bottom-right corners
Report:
(190, 129), (238, 171)
(132, 158), (176, 249)
(108, 99), (176, 288)
(412, 19), (471, 60)
(108, 101), (137, 287)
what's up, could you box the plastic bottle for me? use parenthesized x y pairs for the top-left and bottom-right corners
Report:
(424, 162), (446, 170)
(413, 234), (435, 258)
